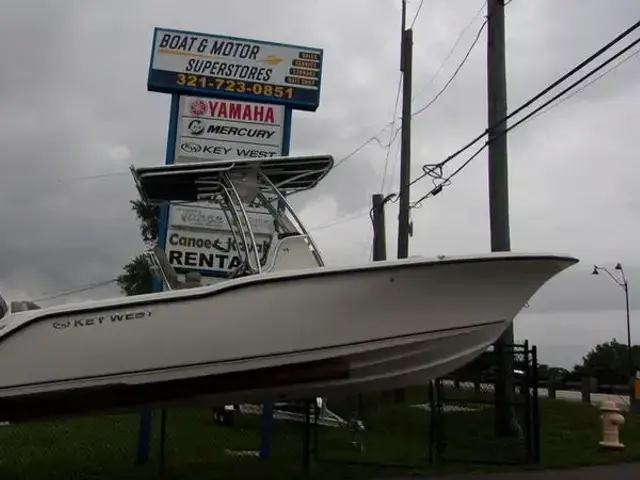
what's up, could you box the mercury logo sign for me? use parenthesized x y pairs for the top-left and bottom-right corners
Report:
(188, 119), (205, 135)
(190, 100), (207, 116)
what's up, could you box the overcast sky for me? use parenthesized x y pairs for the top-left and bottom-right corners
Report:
(1, 0), (639, 368)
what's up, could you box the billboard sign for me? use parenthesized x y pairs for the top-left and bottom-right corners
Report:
(175, 96), (285, 163)
(162, 93), (288, 275)
(148, 27), (323, 111)
(165, 230), (272, 273)
(168, 204), (275, 236)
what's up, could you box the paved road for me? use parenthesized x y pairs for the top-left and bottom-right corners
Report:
(381, 462), (640, 479)
(426, 462), (640, 479)
(538, 388), (630, 410)
(440, 380), (631, 410)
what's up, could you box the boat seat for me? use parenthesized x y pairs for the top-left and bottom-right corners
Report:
(265, 235), (320, 273)
(148, 247), (202, 290)
(10, 300), (42, 313)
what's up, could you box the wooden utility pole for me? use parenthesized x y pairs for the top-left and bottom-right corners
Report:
(393, 0), (414, 404)
(487, 0), (514, 436)
(368, 193), (387, 410)
(397, 17), (413, 261)
(371, 194), (387, 262)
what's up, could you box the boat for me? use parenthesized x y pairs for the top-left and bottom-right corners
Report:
(0, 154), (578, 422)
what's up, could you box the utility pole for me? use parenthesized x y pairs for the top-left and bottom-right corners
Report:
(397, 2), (413, 261)
(487, 0), (514, 436)
(371, 194), (387, 262)
(393, 1), (413, 404)
(368, 193), (387, 410)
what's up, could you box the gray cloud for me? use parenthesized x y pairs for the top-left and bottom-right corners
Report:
(1, 0), (640, 358)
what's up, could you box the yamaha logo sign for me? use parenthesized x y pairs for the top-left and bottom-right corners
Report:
(189, 100), (208, 116)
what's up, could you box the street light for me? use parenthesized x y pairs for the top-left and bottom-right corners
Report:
(592, 263), (633, 383)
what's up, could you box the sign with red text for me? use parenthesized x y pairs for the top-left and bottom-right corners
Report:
(165, 94), (284, 275)
(175, 96), (285, 163)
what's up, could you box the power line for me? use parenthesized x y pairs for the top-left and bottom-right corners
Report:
(521, 46), (640, 127)
(381, 74), (404, 192)
(336, 2), (485, 172)
(57, 172), (130, 183)
(403, 18), (640, 196)
(412, 1), (487, 100)
(413, 34), (640, 207)
(306, 208), (371, 231)
(386, 135), (404, 195)
(32, 278), (118, 302)
(505, 35), (640, 138)
(413, 1), (487, 101)
(411, 17), (487, 119)
(410, 30), (640, 207)
(336, 12), (488, 173)
(410, 0), (425, 29)
(332, 122), (399, 170)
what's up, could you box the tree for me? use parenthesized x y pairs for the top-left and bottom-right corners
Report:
(130, 199), (160, 246)
(117, 254), (155, 296)
(571, 339), (640, 386)
(116, 200), (160, 296)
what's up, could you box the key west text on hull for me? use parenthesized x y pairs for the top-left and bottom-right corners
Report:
(0, 252), (576, 421)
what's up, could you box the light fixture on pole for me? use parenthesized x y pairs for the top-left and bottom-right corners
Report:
(592, 263), (633, 384)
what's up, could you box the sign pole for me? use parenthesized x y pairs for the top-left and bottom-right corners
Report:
(136, 94), (181, 465)
(258, 106), (293, 460)
(143, 27), (323, 464)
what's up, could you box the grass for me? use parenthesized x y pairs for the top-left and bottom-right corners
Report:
(0, 390), (639, 479)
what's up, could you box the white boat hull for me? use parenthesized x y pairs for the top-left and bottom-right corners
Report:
(0, 253), (577, 421)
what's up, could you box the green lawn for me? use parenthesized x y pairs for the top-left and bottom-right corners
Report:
(0, 392), (638, 479)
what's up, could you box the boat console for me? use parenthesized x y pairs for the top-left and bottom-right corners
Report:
(146, 247), (203, 290)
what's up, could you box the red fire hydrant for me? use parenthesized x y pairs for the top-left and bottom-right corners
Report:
(599, 398), (625, 450)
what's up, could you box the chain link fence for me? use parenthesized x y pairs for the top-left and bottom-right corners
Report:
(431, 342), (540, 465)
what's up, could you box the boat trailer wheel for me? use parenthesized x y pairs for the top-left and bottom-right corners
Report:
(212, 407), (235, 426)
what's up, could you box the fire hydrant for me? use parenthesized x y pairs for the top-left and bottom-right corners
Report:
(599, 398), (625, 449)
